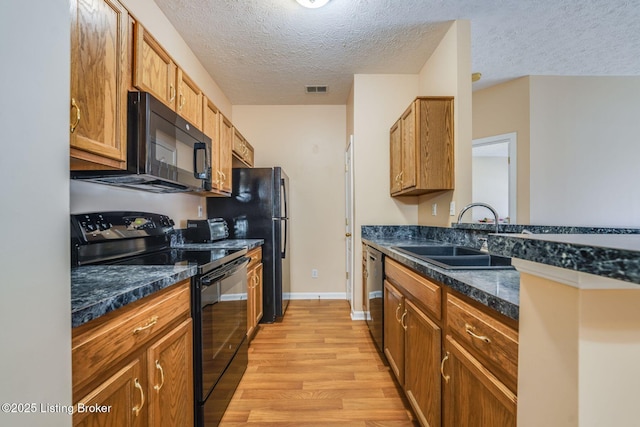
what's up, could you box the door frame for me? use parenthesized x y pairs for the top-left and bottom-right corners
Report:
(345, 135), (355, 309)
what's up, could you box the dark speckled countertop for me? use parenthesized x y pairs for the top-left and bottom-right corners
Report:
(363, 224), (640, 322)
(490, 233), (640, 285)
(363, 237), (520, 321)
(71, 239), (263, 328)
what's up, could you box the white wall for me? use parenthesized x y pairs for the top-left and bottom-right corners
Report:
(231, 105), (347, 297)
(529, 76), (640, 226)
(0, 1), (72, 426)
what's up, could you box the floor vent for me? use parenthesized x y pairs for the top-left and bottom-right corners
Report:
(305, 85), (328, 94)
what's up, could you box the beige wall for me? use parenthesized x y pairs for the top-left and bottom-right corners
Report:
(529, 76), (640, 226)
(351, 74), (421, 314)
(517, 266), (640, 427)
(231, 105), (347, 297)
(0, 0), (72, 425)
(417, 20), (473, 226)
(472, 77), (531, 223)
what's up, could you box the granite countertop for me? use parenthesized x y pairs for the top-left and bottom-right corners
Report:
(363, 237), (521, 321)
(490, 233), (640, 285)
(71, 239), (264, 328)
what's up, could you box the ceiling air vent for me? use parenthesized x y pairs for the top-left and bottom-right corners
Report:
(305, 85), (328, 94)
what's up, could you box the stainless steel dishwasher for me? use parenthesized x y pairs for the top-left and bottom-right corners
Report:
(365, 246), (384, 353)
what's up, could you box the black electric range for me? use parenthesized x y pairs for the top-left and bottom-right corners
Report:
(71, 211), (249, 427)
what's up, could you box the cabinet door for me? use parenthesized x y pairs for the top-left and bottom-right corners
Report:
(147, 319), (193, 427)
(254, 263), (263, 325)
(70, 0), (128, 169)
(74, 358), (146, 427)
(203, 98), (221, 191)
(400, 101), (417, 190)
(133, 23), (177, 109)
(443, 336), (516, 427)
(389, 120), (402, 194)
(416, 98), (454, 191)
(218, 115), (233, 193)
(177, 69), (202, 129)
(405, 299), (442, 427)
(383, 280), (405, 385)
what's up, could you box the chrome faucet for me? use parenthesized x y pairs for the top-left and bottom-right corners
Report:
(457, 202), (500, 234)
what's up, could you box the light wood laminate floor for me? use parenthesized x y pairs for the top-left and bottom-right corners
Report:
(219, 299), (419, 426)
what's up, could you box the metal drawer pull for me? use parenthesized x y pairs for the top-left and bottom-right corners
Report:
(400, 310), (408, 330)
(465, 323), (491, 343)
(395, 304), (403, 322)
(133, 378), (145, 415)
(133, 316), (158, 334)
(154, 360), (165, 392)
(440, 352), (450, 383)
(169, 84), (176, 102)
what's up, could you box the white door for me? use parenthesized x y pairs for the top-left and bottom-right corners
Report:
(345, 136), (355, 308)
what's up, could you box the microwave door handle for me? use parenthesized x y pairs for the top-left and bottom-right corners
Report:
(193, 142), (207, 179)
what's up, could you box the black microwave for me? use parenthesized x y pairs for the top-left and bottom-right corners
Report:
(71, 91), (212, 193)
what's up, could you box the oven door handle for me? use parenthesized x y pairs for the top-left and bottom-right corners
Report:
(201, 257), (249, 286)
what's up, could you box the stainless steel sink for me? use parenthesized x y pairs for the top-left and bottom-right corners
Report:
(391, 245), (513, 270)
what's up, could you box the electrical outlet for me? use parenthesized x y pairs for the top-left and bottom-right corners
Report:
(197, 205), (203, 218)
(450, 201), (456, 216)
(311, 269), (319, 278)
(432, 203), (437, 216)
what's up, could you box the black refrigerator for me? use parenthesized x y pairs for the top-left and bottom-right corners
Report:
(207, 167), (290, 322)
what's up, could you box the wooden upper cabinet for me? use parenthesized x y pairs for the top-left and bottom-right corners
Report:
(202, 97), (221, 191)
(177, 69), (202, 129)
(390, 97), (454, 196)
(133, 22), (177, 110)
(218, 115), (234, 193)
(70, 0), (128, 170)
(390, 120), (402, 194)
(232, 128), (254, 168)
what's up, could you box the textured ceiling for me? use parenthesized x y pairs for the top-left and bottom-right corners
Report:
(154, 0), (640, 105)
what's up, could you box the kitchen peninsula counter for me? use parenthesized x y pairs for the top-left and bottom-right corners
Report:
(71, 239), (263, 328)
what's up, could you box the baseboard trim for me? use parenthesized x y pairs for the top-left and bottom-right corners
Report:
(285, 292), (348, 300)
(350, 310), (367, 321)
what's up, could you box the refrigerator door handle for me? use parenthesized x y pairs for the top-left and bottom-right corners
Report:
(281, 178), (288, 220)
(282, 219), (288, 258)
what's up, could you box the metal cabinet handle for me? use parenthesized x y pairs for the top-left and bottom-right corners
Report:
(133, 378), (145, 415)
(395, 303), (403, 322)
(400, 310), (408, 330)
(133, 316), (158, 334)
(440, 352), (450, 383)
(179, 93), (185, 110)
(169, 84), (176, 102)
(465, 323), (491, 343)
(153, 360), (165, 392)
(70, 98), (81, 133)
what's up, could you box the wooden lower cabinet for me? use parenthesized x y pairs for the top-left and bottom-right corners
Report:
(72, 281), (193, 427)
(147, 319), (193, 427)
(247, 247), (263, 341)
(383, 280), (405, 385)
(405, 299), (442, 427)
(443, 336), (517, 427)
(73, 358), (145, 427)
(382, 257), (518, 427)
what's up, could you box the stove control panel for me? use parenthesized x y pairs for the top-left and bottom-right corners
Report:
(72, 211), (175, 243)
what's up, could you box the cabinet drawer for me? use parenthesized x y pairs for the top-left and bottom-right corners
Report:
(385, 258), (441, 320)
(247, 246), (262, 269)
(446, 294), (518, 391)
(72, 280), (191, 392)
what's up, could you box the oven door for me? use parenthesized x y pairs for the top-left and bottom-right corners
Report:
(197, 257), (249, 401)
